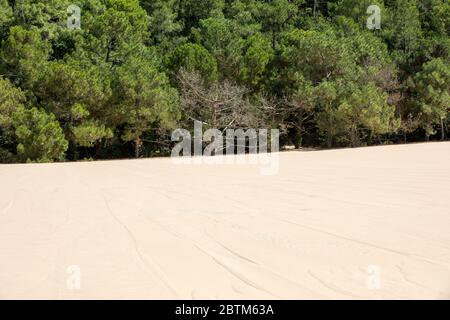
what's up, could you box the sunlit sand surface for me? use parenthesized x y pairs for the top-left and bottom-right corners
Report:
(1, 142), (449, 299)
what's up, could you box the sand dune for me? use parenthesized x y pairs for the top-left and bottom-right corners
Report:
(0, 142), (449, 299)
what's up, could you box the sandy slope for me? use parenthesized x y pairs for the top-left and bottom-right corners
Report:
(0, 142), (449, 299)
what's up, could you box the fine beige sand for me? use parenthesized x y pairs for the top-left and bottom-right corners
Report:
(0, 142), (449, 299)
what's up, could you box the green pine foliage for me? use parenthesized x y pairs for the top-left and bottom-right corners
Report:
(0, 0), (448, 162)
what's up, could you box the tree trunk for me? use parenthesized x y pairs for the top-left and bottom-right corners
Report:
(440, 117), (445, 141)
(95, 142), (102, 158)
(211, 102), (218, 129)
(295, 134), (303, 149)
(350, 127), (359, 148)
(296, 116), (304, 148)
(134, 137), (142, 158)
(106, 42), (111, 63)
(326, 132), (332, 148)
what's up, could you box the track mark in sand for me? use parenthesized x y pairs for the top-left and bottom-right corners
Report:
(140, 214), (276, 297)
(1, 188), (32, 218)
(141, 213), (186, 242)
(195, 243), (326, 299)
(204, 231), (258, 265)
(127, 208), (268, 298)
(232, 284), (243, 295)
(395, 264), (430, 291)
(194, 245), (280, 299)
(277, 217), (449, 269)
(1, 200), (13, 217)
(141, 213), (290, 298)
(307, 270), (365, 299)
(151, 216), (327, 298)
(102, 196), (181, 298)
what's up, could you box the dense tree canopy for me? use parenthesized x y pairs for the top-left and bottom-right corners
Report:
(0, 0), (448, 162)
